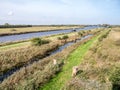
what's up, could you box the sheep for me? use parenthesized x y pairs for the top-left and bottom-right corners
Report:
(72, 66), (79, 77)
(53, 59), (57, 65)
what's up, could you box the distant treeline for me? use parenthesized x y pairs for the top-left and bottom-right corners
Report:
(1, 24), (117, 28)
(110, 25), (120, 28)
(0, 24), (84, 28)
(32, 25), (84, 27)
(0, 25), (32, 28)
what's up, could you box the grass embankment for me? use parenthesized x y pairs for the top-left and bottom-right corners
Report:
(0, 28), (100, 51)
(40, 32), (99, 90)
(0, 42), (30, 50)
(0, 25), (84, 36)
(0, 34), (93, 90)
(63, 29), (120, 90)
(0, 42), (60, 75)
(0, 32), (77, 51)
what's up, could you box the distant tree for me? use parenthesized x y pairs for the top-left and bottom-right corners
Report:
(4, 23), (10, 26)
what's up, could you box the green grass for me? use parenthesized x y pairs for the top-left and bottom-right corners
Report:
(0, 32), (77, 50)
(40, 35), (98, 90)
(0, 42), (30, 50)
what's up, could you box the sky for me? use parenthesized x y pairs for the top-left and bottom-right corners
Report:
(0, 0), (120, 25)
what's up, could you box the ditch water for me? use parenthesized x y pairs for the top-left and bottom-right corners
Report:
(0, 35), (92, 83)
(0, 26), (98, 43)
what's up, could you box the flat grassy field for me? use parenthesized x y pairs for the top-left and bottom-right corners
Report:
(0, 26), (83, 36)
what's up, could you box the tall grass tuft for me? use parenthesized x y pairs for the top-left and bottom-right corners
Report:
(31, 38), (50, 46)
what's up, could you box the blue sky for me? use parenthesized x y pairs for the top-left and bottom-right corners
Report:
(0, 0), (120, 25)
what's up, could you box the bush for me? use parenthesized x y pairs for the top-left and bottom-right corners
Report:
(57, 37), (62, 40)
(11, 29), (17, 31)
(109, 67), (120, 85)
(62, 35), (69, 39)
(98, 30), (110, 42)
(98, 34), (107, 41)
(42, 39), (50, 44)
(109, 66), (120, 90)
(78, 32), (83, 36)
(57, 35), (69, 40)
(31, 38), (50, 46)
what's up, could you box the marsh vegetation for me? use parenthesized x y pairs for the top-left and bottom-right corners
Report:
(0, 26), (119, 90)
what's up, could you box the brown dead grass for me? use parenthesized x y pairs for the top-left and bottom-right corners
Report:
(63, 28), (120, 90)
(0, 35), (94, 90)
(0, 29), (101, 90)
(0, 41), (60, 75)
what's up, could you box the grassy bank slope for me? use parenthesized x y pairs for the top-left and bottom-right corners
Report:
(0, 42), (30, 50)
(40, 34), (99, 90)
(0, 32), (77, 51)
(63, 29), (120, 90)
(0, 28), (100, 51)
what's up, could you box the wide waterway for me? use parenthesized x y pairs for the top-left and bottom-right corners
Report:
(0, 26), (99, 43)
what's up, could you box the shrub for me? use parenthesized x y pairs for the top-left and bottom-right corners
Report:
(98, 30), (110, 42)
(78, 32), (83, 36)
(98, 34), (107, 41)
(57, 35), (69, 40)
(109, 66), (120, 90)
(11, 29), (17, 31)
(42, 39), (50, 44)
(82, 31), (85, 33)
(62, 35), (69, 39)
(31, 38), (50, 46)
(109, 67), (120, 85)
(57, 37), (62, 40)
